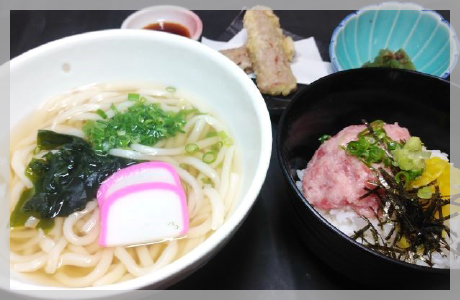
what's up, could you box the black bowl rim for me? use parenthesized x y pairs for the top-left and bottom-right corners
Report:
(276, 67), (450, 274)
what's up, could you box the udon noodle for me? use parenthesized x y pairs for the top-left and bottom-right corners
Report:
(8, 82), (240, 287)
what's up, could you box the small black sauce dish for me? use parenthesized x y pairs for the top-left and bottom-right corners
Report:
(277, 68), (450, 289)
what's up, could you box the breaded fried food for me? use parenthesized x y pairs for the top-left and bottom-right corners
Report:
(282, 36), (295, 62)
(220, 36), (295, 74)
(220, 46), (253, 73)
(243, 6), (297, 96)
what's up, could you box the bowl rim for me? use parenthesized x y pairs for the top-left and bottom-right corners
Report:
(276, 67), (450, 275)
(120, 5), (203, 40)
(8, 29), (272, 294)
(329, 1), (459, 79)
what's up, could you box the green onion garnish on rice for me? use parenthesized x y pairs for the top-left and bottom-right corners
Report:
(417, 186), (433, 199)
(339, 120), (453, 265)
(319, 134), (331, 143)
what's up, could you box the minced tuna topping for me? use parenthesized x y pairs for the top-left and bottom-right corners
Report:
(302, 124), (410, 217)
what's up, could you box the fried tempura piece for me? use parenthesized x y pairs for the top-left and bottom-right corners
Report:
(282, 36), (295, 62)
(243, 6), (297, 96)
(220, 46), (253, 73)
(220, 36), (295, 74)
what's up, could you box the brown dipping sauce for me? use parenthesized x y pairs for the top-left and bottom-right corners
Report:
(143, 22), (191, 38)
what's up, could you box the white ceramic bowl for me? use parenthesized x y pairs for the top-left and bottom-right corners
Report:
(121, 6), (203, 40)
(6, 29), (271, 297)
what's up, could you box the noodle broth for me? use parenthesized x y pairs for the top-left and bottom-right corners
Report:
(9, 82), (241, 287)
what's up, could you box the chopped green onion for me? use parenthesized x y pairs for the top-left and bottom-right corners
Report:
(374, 129), (387, 140)
(358, 138), (370, 149)
(408, 169), (423, 181)
(346, 141), (361, 155)
(96, 109), (108, 119)
(202, 151), (216, 164)
(387, 141), (399, 151)
(218, 131), (233, 146)
(370, 120), (384, 130)
(201, 177), (212, 185)
(395, 171), (409, 184)
(368, 147), (384, 163)
(166, 86), (176, 93)
(364, 136), (376, 145)
(358, 120), (386, 138)
(211, 141), (223, 152)
(110, 103), (119, 114)
(128, 93), (140, 101)
(185, 143), (199, 154)
(344, 122), (406, 168)
(206, 131), (218, 138)
(179, 163), (188, 169)
(417, 186), (433, 199)
(319, 134), (331, 143)
(83, 102), (197, 154)
(395, 170), (423, 187)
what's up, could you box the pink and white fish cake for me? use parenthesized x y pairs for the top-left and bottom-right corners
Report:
(97, 162), (189, 247)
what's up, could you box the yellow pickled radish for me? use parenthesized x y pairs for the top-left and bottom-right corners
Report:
(410, 157), (449, 188)
(431, 164), (450, 218)
(417, 245), (425, 255)
(398, 236), (410, 249)
(438, 164), (450, 215)
(435, 204), (450, 219)
(438, 165), (450, 197)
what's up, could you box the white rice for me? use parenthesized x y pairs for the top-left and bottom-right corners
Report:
(428, 148), (449, 161)
(296, 151), (459, 269)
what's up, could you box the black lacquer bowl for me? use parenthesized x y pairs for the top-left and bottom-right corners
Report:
(277, 68), (450, 289)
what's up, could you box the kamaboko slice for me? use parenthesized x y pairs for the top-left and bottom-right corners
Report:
(97, 162), (188, 247)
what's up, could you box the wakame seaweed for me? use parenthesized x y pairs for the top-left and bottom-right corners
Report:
(10, 188), (55, 233)
(18, 130), (138, 219)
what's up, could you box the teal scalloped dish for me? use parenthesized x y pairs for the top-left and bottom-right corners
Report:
(330, 2), (459, 78)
